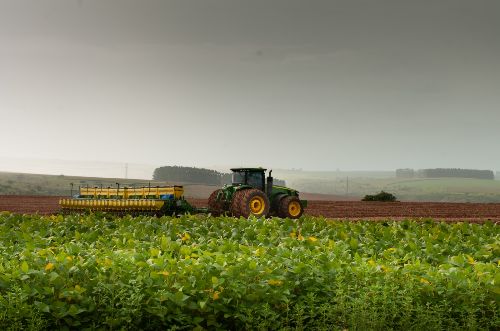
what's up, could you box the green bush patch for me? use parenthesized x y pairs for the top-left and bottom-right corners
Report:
(363, 190), (398, 202)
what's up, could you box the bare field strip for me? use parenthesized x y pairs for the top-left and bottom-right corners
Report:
(1, 195), (500, 222)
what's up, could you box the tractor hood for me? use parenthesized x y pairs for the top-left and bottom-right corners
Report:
(272, 185), (299, 195)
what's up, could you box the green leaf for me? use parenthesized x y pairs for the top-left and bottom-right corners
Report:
(161, 235), (168, 250)
(21, 261), (29, 273)
(34, 301), (50, 313)
(68, 304), (87, 316)
(170, 291), (190, 306)
(150, 248), (160, 257)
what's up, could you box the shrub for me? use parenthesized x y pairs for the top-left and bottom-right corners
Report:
(362, 191), (397, 202)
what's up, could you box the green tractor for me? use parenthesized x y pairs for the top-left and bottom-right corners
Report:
(208, 168), (307, 219)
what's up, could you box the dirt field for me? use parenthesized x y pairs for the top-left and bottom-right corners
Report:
(0, 195), (63, 215)
(305, 200), (500, 222)
(1, 195), (500, 223)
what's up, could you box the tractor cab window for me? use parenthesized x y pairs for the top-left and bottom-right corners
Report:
(232, 172), (246, 185)
(247, 172), (264, 190)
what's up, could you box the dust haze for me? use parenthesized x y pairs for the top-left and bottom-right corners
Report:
(1, 0), (499, 176)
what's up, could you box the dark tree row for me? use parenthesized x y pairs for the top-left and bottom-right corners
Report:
(153, 166), (224, 185)
(418, 168), (494, 179)
(396, 168), (494, 180)
(395, 168), (415, 178)
(153, 166), (286, 186)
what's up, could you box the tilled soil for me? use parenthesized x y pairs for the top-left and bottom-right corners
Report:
(305, 200), (500, 223)
(0, 195), (64, 215)
(1, 195), (499, 223)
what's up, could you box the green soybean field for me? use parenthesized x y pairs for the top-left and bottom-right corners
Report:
(0, 212), (498, 330)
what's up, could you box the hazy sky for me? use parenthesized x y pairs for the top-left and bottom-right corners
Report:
(0, 0), (499, 172)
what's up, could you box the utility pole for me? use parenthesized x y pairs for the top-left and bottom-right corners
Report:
(125, 163), (128, 179)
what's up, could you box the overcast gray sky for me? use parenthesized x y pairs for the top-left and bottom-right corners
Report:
(0, 0), (499, 173)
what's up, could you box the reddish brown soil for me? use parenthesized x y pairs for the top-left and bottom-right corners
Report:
(0, 195), (64, 215)
(1, 195), (499, 223)
(305, 201), (500, 223)
(300, 192), (359, 201)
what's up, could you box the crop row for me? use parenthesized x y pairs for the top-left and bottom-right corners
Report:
(0, 212), (498, 330)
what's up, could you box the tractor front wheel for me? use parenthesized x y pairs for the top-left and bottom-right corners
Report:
(278, 196), (303, 219)
(232, 189), (270, 218)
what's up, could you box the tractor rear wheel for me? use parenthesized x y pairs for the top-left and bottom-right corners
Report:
(234, 188), (270, 218)
(230, 189), (245, 218)
(277, 196), (303, 219)
(208, 189), (224, 216)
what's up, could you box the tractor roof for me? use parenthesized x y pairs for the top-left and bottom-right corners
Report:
(230, 167), (266, 173)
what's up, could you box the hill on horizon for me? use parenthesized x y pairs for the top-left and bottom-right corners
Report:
(1, 170), (500, 203)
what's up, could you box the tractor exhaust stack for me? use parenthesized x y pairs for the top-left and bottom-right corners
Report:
(266, 170), (273, 197)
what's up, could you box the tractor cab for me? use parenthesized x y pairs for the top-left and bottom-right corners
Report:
(230, 168), (266, 191)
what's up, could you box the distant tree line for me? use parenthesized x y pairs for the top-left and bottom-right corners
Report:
(419, 168), (494, 179)
(395, 168), (494, 180)
(395, 168), (415, 178)
(153, 166), (286, 186)
(153, 166), (223, 185)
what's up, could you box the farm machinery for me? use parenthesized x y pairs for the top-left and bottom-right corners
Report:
(59, 167), (307, 219)
(59, 185), (196, 216)
(208, 168), (307, 218)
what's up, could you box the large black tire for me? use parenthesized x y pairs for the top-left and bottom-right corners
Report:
(230, 190), (245, 218)
(277, 196), (304, 219)
(235, 189), (270, 218)
(208, 189), (225, 216)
